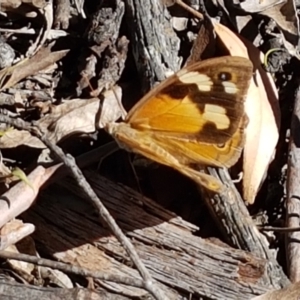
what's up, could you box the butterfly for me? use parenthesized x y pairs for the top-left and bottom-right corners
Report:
(105, 56), (253, 193)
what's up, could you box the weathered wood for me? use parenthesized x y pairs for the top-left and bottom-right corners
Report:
(124, 0), (181, 91)
(0, 280), (128, 300)
(21, 170), (278, 299)
(205, 167), (290, 288)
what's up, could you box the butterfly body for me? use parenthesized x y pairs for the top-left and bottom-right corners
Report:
(106, 56), (253, 192)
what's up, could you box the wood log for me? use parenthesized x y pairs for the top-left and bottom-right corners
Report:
(20, 170), (279, 299)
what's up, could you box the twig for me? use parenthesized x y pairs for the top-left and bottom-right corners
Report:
(286, 84), (300, 283)
(0, 250), (145, 288)
(0, 28), (36, 34)
(174, 0), (204, 19)
(258, 226), (300, 233)
(0, 114), (166, 300)
(0, 224), (35, 250)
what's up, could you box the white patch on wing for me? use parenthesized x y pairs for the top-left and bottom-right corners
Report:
(222, 81), (238, 94)
(203, 104), (230, 129)
(177, 71), (213, 92)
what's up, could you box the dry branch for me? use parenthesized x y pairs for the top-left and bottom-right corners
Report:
(125, 0), (181, 91)
(286, 84), (300, 282)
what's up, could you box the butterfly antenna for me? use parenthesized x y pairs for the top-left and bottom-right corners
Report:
(127, 153), (144, 195)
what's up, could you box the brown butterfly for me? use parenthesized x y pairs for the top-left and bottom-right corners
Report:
(106, 56), (253, 193)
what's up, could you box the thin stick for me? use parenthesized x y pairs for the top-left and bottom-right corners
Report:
(258, 226), (300, 233)
(175, 0), (204, 19)
(286, 85), (300, 283)
(0, 250), (145, 288)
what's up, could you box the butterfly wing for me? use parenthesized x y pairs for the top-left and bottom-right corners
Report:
(124, 56), (252, 168)
(127, 56), (252, 145)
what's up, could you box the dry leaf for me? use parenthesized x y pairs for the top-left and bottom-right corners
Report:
(0, 220), (35, 250)
(41, 98), (101, 143)
(0, 0), (48, 10)
(259, 0), (299, 56)
(0, 150), (12, 178)
(0, 46), (68, 91)
(5, 237), (36, 282)
(0, 129), (45, 148)
(1, 220), (36, 281)
(0, 0), (25, 11)
(40, 268), (73, 288)
(239, 0), (283, 13)
(214, 0), (299, 56)
(0, 98), (101, 148)
(0, 87), (123, 149)
(98, 86), (126, 128)
(213, 21), (280, 204)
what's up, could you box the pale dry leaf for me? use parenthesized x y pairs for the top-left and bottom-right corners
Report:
(5, 244), (35, 278)
(239, 0), (284, 13)
(14, 90), (25, 106)
(215, 0), (299, 56)
(0, 0), (49, 11)
(98, 86), (126, 128)
(213, 21), (280, 204)
(41, 98), (102, 144)
(0, 220), (35, 250)
(1, 219), (25, 235)
(25, 0), (49, 9)
(40, 268), (73, 288)
(171, 17), (188, 31)
(0, 40), (15, 68)
(5, 236), (37, 282)
(0, 0), (51, 15)
(0, 47), (68, 91)
(1, 221), (37, 279)
(0, 0), (23, 11)
(74, 0), (86, 18)
(259, 0), (299, 56)
(0, 98), (103, 149)
(0, 129), (45, 148)
(0, 150), (12, 177)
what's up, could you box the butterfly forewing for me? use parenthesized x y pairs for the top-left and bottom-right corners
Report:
(127, 56), (252, 145)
